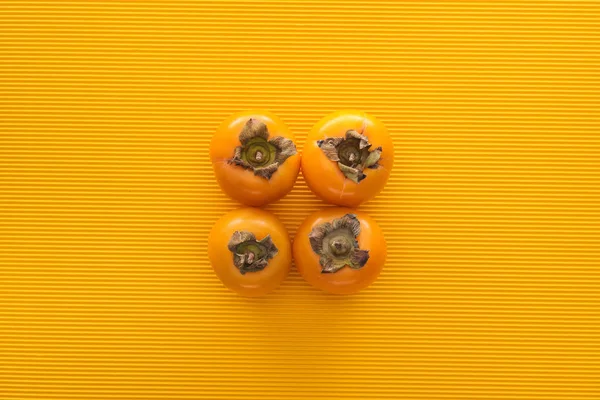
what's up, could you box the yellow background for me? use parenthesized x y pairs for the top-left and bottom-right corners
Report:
(1, 1), (598, 399)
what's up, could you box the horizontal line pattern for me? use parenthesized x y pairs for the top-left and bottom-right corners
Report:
(0, 1), (599, 399)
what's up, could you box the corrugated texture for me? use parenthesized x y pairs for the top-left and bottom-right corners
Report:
(1, 1), (599, 399)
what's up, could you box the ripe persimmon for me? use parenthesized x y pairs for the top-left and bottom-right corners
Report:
(211, 111), (300, 206)
(293, 208), (386, 295)
(302, 111), (393, 207)
(208, 208), (291, 297)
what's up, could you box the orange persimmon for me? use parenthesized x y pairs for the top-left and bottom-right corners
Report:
(211, 111), (300, 206)
(293, 208), (386, 295)
(302, 111), (393, 207)
(209, 207), (291, 297)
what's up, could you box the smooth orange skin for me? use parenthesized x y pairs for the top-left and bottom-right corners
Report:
(302, 111), (394, 207)
(208, 208), (291, 297)
(211, 110), (300, 207)
(293, 207), (386, 295)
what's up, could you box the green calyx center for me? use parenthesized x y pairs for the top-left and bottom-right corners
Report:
(227, 231), (278, 275)
(324, 231), (354, 258)
(228, 118), (297, 180)
(308, 213), (370, 274)
(234, 241), (267, 264)
(317, 130), (383, 184)
(337, 138), (369, 168)
(240, 137), (277, 168)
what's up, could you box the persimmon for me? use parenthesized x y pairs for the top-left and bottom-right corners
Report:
(293, 208), (386, 295)
(302, 111), (393, 207)
(211, 111), (300, 206)
(208, 207), (291, 297)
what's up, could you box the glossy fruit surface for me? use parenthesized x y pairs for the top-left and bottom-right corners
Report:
(209, 208), (291, 297)
(293, 207), (386, 294)
(302, 111), (393, 207)
(211, 110), (300, 206)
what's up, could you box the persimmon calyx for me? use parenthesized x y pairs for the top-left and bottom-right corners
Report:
(227, 231), (278, 275)
(317, 130), (382, 184)
(308, 213), (370, 273)
(228, 118), (297, 180)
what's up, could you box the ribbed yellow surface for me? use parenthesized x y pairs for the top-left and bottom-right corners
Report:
(1, 1), (599, 399)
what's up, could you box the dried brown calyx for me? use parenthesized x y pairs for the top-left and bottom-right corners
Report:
(227, 231), (278, 275)
(308, 214), (370, 274)
(317, 130), (382, 183)
(228, 118), (297, 180)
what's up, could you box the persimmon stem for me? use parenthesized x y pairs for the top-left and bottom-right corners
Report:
(330, 236), (352, 257)
(227, 231), (278, 275)
(308, 214), (370, 274)
(317, 130), (383, 184)
(228, 119), (297, 180)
